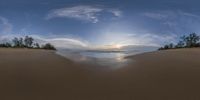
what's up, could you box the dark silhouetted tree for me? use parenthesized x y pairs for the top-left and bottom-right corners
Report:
(0, 36), (56, 50)
(169, 43), (174, 49)
(164, 45), (169, 49)
(159, 44), (173, 50)
(5, 42), (12, 47)
(24, 36), (34, 48)
(42, 43), (56, 50)
(34, 43), (40, 49)
(12, 37), (20, 47)
(0, 42), (12, 48)
(159, 33), (200, 50)
(175, 41), (184, 48)
(19, 37), (24, 47)
(182, 33), (200, 47)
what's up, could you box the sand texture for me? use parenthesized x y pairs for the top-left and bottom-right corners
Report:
(1, 48), (200, 100)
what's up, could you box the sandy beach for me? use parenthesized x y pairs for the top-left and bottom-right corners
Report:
(1, 48), (200, 100)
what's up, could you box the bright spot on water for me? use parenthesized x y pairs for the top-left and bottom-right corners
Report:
(56, 50), (131, 69)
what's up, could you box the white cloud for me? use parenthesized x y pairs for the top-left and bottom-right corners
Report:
(0, 16), (12, 34)
(181, 12), (200, 18)
(142, 10), (200, 20)
(108, 9), (122, 17)
(142, 12), (168, 20)
(29, 35), (89, 49)
(141, 10), (200, 34)
(46, 5), (122, 23)
(135, 33), (177, 46)
(47, 5), (102, 23)
(92, 30), (177, 48)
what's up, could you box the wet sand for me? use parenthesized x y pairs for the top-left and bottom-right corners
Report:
(1, 48), (200, 100)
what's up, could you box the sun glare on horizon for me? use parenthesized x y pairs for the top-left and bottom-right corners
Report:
(113, 44), (122, 49)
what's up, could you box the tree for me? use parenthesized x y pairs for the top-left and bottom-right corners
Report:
(24, 36), (34, 48)
(175, 41), (184, 48)
(158, 47), (164, 50)
(12, 37), (20, 47)
(169, 43), (174, 49)
(34, 43), (40, 49)
(42, 43), (56, 50)
(164, 44), (169, 50)
(0, 36), (56, 50)
(0, 42), (12, 48)
(19, 37), (24, 47)
(182, 33), (200, 47)
(159, 44), (172, 50)
(5, 42), (12, 47)
(159, 33), (200, 50)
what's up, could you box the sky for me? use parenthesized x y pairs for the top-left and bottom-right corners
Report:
(1, 0), (200, 49)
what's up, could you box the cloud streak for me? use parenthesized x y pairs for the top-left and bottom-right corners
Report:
(46, 5), (122, 23)
(141, 10), (200, 35)
(90, 30), (177, 49)
(108, 9), (122, 17)
(142, 12), (168, 20)
(0, 16), (12, 34)
(29, 35), (89, 49)
(142, 10), (200, 21)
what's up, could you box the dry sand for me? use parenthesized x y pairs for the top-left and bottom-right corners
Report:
(1, 48), (200, 100)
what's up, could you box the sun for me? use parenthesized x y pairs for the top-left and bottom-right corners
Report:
(114, 44), (122, 49)
(100, 44), (123, 50)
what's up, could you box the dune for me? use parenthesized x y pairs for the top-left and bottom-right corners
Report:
(1, 48), (200, 100)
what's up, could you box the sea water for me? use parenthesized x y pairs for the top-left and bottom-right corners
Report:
(56, 47), (157, 69)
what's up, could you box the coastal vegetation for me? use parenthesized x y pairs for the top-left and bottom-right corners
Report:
(0, 36), (56, 50)
(159, 33), (200, 50)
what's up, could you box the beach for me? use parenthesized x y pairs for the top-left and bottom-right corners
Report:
(1, 48), (200, 100)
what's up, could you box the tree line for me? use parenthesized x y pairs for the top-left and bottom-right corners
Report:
(0, 36), (56, 50)
(159, 33), (200, 50)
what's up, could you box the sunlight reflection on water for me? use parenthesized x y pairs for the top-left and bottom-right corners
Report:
(56, 50), (133, 69)
(56, 46), (158, 69)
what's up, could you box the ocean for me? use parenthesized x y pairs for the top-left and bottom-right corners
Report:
(56, 47), (157, 69)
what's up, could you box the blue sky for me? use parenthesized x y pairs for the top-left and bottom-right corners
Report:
(1, 0), (200, 49)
